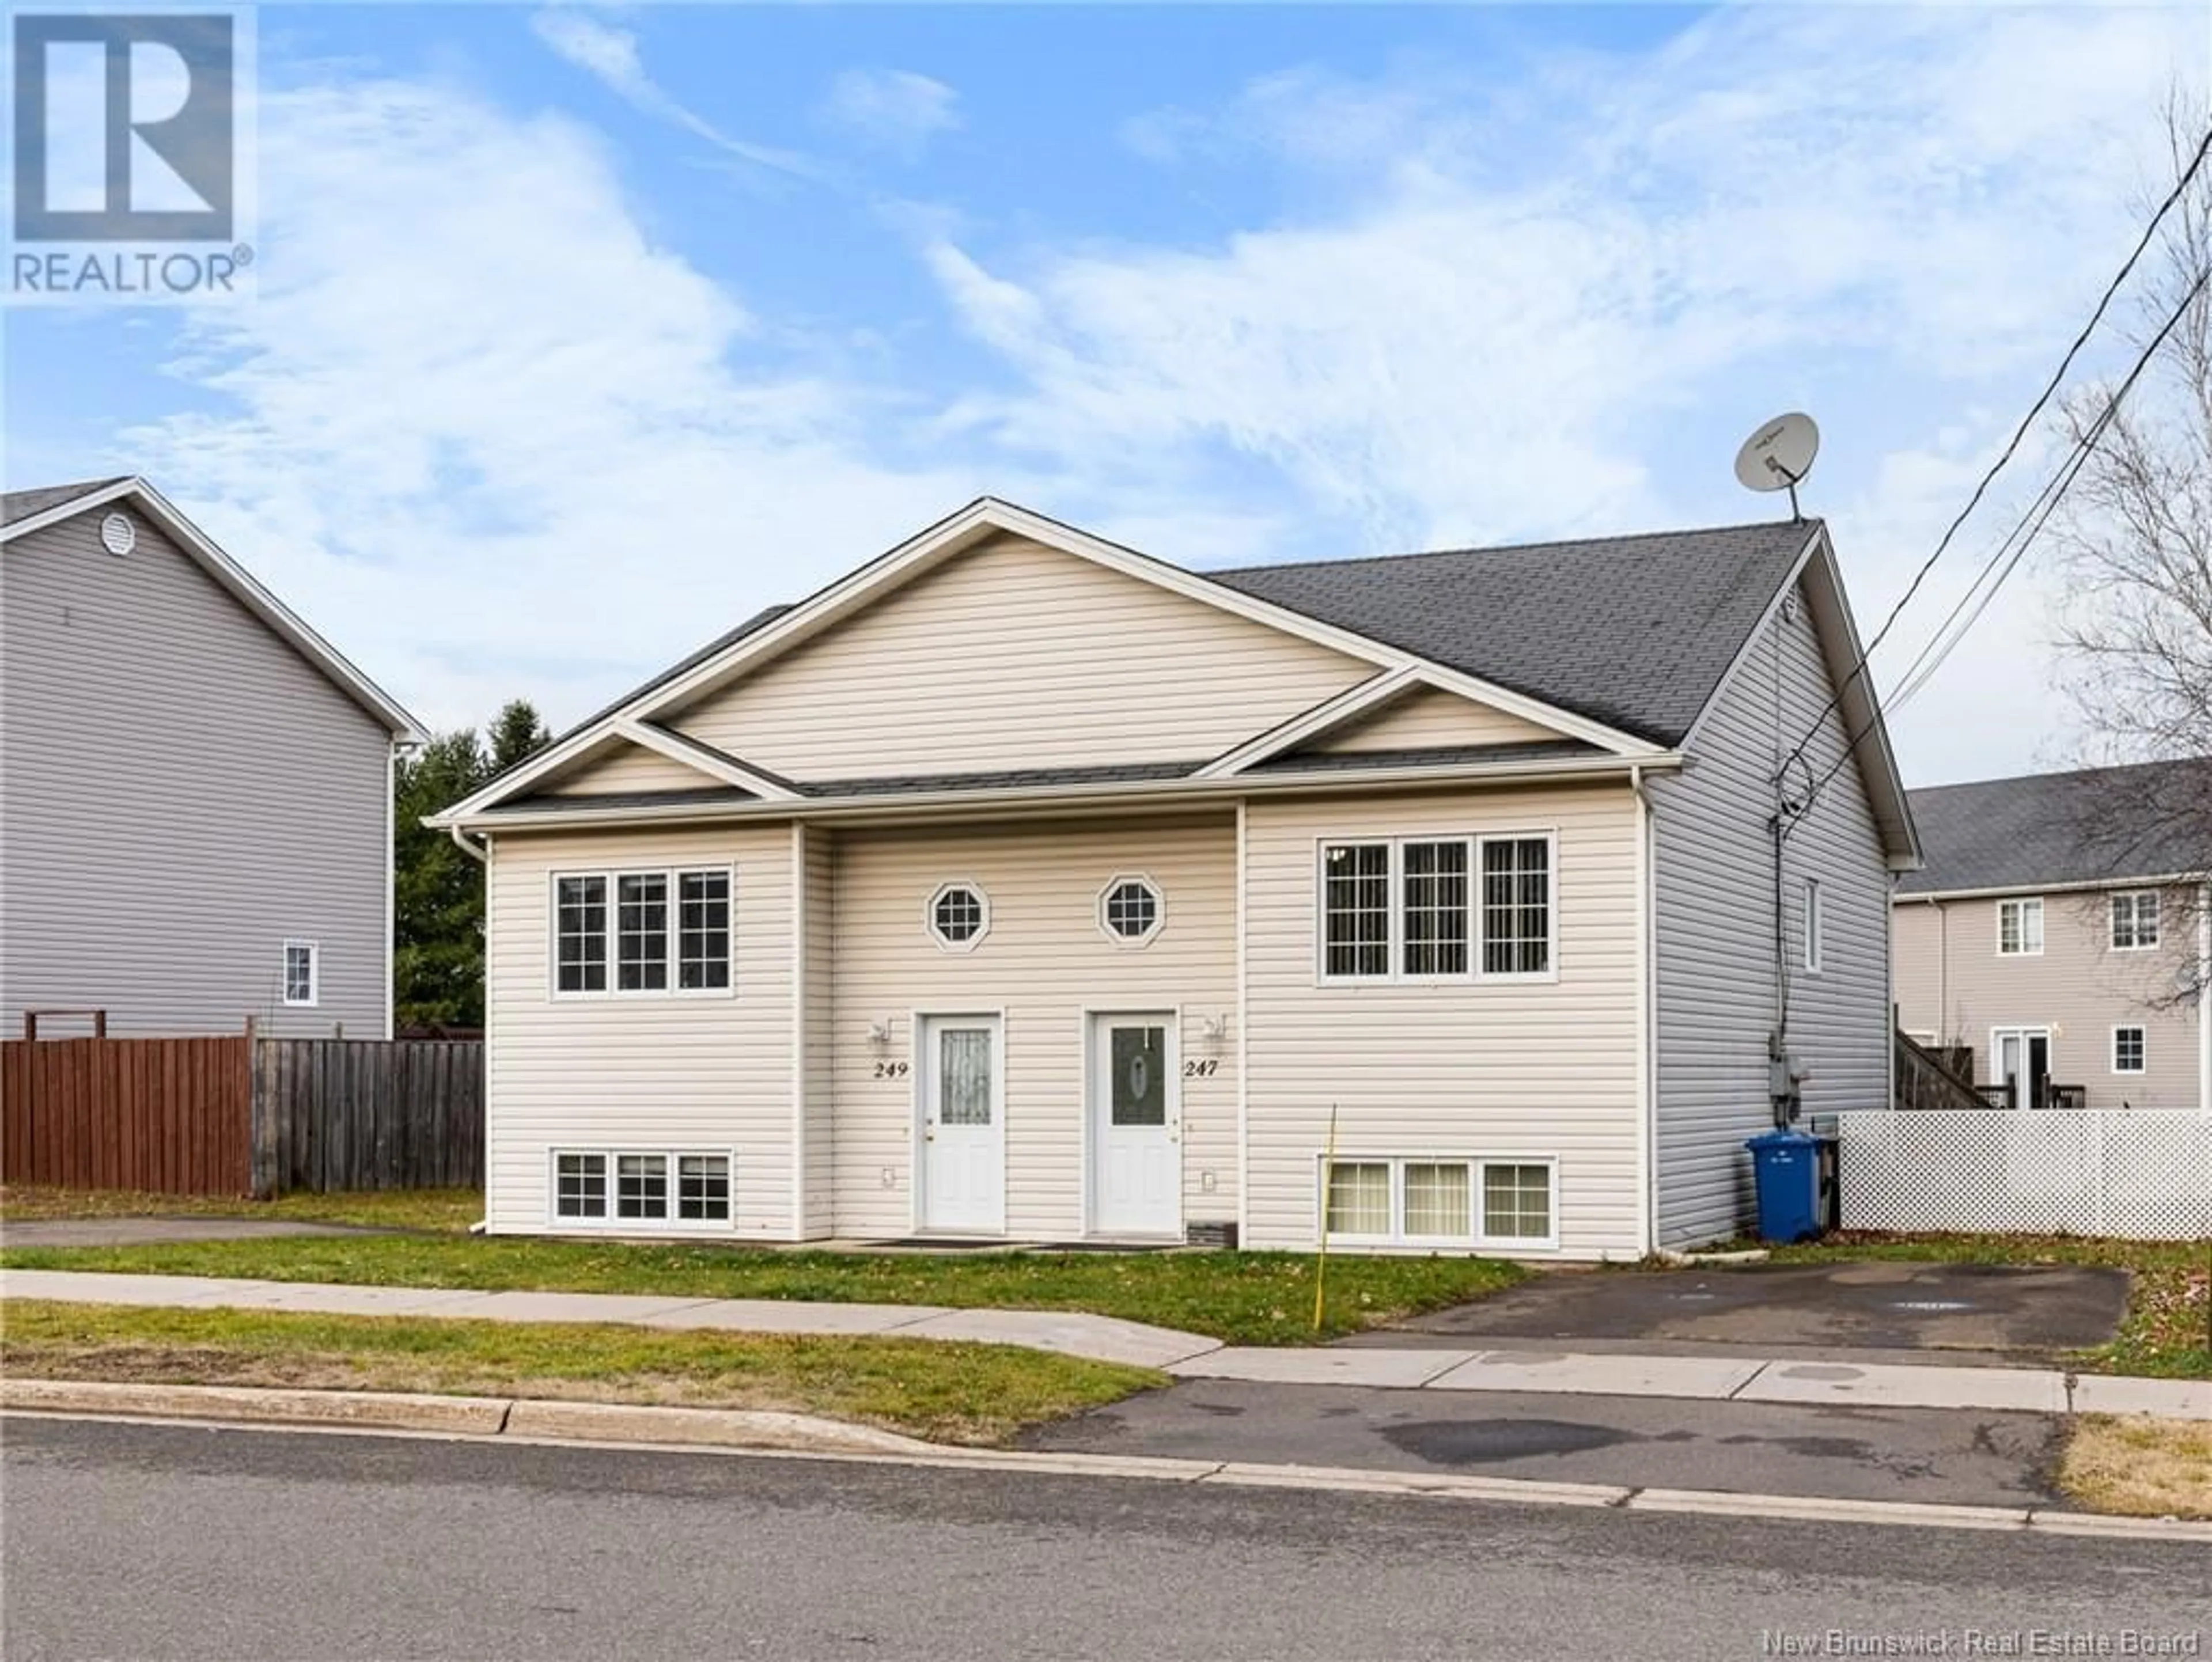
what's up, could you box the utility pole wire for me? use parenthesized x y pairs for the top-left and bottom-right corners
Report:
(1775, 122), (2212, 777)
(1791, 259), (2212, 812)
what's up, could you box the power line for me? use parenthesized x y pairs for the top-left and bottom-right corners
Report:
(1790, 258), (2210, 812)
(1884, 259), (2209, 712)
(1774, 120), (2212, 779)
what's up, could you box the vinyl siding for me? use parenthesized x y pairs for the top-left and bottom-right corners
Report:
(671, 535), (1370, 781)
(1242, 781), (1643, 1258)
(800, 823), (836, 1236)
(0, 505), (391, 1038)
(1891, 887), (2202, 1110)
(481, 823), (796, 1237)
(828, 815), (1239, 1239)
(1306, 685), (1562, 753)
(1648, 582), (1891, 1248)
(546, 741), (718, 796)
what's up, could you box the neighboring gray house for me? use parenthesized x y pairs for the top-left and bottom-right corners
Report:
(432, 499), (1917, 1253)
(1894, 760), (2211, 1114)
(2, 477), (423, 1039)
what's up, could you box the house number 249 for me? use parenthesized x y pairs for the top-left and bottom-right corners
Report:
(873, 1060), (910, 1079)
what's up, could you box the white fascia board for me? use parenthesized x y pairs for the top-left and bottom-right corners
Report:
(1895, 874), (2197, 905)
(438, 748), (1684, 833)
(612, 719), (801, 801)
(1194, 667), (1417, 779)
(5, 477), (427, 742)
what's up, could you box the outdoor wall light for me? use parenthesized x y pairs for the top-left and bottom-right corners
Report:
(867, 1019), (892, 1046)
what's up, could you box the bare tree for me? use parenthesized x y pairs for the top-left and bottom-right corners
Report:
(2047, 93), (2212, 1010)
(2051, 92), (2212, 763)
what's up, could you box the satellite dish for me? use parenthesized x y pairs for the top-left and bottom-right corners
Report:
(1734, 412), (1820, 519)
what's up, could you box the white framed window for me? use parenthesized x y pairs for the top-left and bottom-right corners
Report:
(551, 1149), (733, 1227)
(1402, 840), (1471, 977)
(926, 881), (990, 951)
(1479, 836), (1554, 979)
(1801, 879), (1823, 973)
(1318, 833), (1555, 985)
(2110, 891), (2160, 951)
(281, 940), (319, 1007)
(552, 867), (733, 998)
(1317, 1155), (1558, 1249)
(1097, 874), (1165, 947)
(1320, 842), (1392, 979)
(2112, 1026), (2146, 1075)
(1997, 897), (2044, 957)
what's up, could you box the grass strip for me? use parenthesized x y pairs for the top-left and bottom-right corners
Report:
(0, 1186), (482, 1234)
(0, 1233), (1525, 1346)
(2059, 1416), (2212, 1519)
(0, 1299), (1159, 1446)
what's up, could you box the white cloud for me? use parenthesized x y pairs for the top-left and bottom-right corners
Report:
(916, 4), (2204, 779)
(122, 75), (977, 730)
(819, 69), (960, 160)
(531, 9), (823, 185)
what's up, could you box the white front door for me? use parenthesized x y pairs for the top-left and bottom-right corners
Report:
(1090, 1014), (1181, 1238)
(918, 1015), (1003, 1234)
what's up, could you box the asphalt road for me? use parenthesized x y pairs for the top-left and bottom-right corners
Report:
(4, 1416), (2205, 1662)
(1027, 1379), (2066, 1506)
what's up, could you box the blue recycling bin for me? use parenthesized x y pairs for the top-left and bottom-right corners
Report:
(1746, 1129), (1827, 1243)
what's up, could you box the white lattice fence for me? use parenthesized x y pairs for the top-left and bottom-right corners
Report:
(1836, 1110), (2212, 1240)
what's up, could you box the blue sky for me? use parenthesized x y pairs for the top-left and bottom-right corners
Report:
(5, 2), (2204, 783)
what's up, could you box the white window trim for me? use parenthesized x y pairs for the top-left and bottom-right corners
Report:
(2109, 890), (2161, 952)
(925, 879), (991, 953)
(546, 1148), (738, 1230)
(1996, 897), (2044, 957)
(1313, 833), (1559, 986)
(1313, 1153), (1561, 1251)
(1096, 872), (1165, 948)
(548, 865), (736, 1001)
(1801, 879), (1823, 974)
(2112, 1025), (2147, 1076)
(281, 939), (320, 1008)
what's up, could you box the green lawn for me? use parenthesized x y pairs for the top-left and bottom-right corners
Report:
(1754, 1231), (2211, 1379)
(0, 1231), (1526, 1346)
(0, 1185), (482, 1234)
(0, 1300), (1157, 1445)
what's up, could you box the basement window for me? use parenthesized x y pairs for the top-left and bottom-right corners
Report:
(552, 1149), (733, 1226)
(1319, 1156), (1557, 1249)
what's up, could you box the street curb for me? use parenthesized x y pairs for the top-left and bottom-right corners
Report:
(0, 1377), (510, 1435)
(7, 1380), (2210, 1543)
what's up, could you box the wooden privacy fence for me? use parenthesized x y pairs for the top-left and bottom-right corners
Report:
(1, 1033), (483, 1197)
(251, 1039), (484, 1195)
(1, 1035), (251, 1194)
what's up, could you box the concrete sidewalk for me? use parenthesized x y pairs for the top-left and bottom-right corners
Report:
(5, 1269), (2205, 1418)
(0, 1269), (1222, 1371)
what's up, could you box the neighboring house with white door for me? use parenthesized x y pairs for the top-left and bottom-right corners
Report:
(434, 499), (1918, 1255)
(2, 477), (425, 1039)
(1893, 760), (2211, 1114)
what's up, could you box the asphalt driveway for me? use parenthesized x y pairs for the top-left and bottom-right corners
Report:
(1351, 1261), (2131, 1362)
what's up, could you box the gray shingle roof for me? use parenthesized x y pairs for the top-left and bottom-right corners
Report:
(1208, 521), (1817, 746)
(492, 786), (758, 817)
(1899, 758), (2212, 894)
(2, 477), (130, 527)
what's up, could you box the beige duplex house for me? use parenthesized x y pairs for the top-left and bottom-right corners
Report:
(1893, 760), (2211, 1114)
(434, 499), (1917, 1257)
